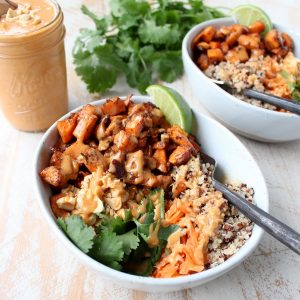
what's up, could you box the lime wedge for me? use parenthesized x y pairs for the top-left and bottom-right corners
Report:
(146, 85), (192, 133)
(231, 4), (272, 35)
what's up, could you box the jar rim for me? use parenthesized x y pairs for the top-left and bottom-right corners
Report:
(0, 0), (61, 38)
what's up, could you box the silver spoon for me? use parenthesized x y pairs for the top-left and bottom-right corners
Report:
(201, 151), (300, 255)
(0, 0), (17, 15)
(211, 79), (300, 115)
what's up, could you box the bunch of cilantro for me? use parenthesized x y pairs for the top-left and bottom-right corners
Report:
(73, 0), (226, 94)
(57, 189), (178, 276)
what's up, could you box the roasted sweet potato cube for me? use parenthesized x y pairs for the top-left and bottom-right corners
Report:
(169, 146), (192, 166)
(207, 48), (224, 63)
(114, 130), (138, 152)
(197, 54), (209, 70)
(264, 29), (280, 51)
(73, 113), (98, 142)
(225, 46), (249, 63)
(209, 41), (221, 49)
(238, 34), (260, 50)
(199, 26), (216, 42)
(167, 125), (189, 146)
(153, 149), (168, 173)
(101, 98), (126, 116)
(40, 166), (66, 187)
(50, 194), (69, 218)
(226, 31), (240, 47)
(221, 42), (229, 54)
(248, 21), (265, 34)
(65, 141), (107, 172)
(125, 114), (144, 136)
(57, 114), (78, 143)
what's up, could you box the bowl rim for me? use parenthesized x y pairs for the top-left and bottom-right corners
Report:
(182, 17), (300, 119)
(34, 95), (268, 287)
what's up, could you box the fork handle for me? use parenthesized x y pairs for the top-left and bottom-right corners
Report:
(214, 180), (300, 255)
(243, 89), (300, 115)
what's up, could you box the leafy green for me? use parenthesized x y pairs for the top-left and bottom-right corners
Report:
(73, 1), (226, 93)
(57, 189), (179, 275)
(89, 231), (124, 270)
(57, 215), (95, 253)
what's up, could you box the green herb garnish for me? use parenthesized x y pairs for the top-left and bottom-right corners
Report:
(73, 0), (226, 94)
(57, 189), (179, 276)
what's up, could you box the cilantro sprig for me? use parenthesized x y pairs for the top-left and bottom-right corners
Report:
(57, 189), (179, 276)
(73, 0), (226, 94)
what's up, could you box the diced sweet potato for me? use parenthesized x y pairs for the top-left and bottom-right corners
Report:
(40, 166), (66, 187)
(221, 42), (229, 54)
(153, 149), (168, 173)
(114, 130), (138, 152)
(199, 26), (216, 42)
(264, 29), (280, 52)
(169, 146), (192, 166)
(73, 114), (98, 142)
(125, 114), (144, 136)
(101, 98), (126, 116)
(207, 48), (224, 63)
(50, 194), (69, 218)
(65, 141), (107, 172)
(167, 125), (189, 146)
(226, 31), (240, 47)
(225, 46), (249, 63)
(196, 54), (209, 70)
(238, 34), (260, 50)
(209, 41), (221, 49)
(248, 21), (265, 34)
(57, 114), (78, 143)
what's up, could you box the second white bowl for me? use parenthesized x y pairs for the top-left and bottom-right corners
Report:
(182, 17), (300, 142)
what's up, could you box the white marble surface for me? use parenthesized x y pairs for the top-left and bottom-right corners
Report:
(0, 0), (300, 299)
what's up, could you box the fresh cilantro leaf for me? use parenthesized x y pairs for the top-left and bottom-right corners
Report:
(118, 229), (140, 255)
(81, 5), (110, 34)
(57, 216), (95, 253)
(74, 1), (226, 95)
(89, 231), (124, 270)
(73, 43), (127, 93)
(110, 0), (150, 17)
(138, 20), (180, 46)
(97, 214), (129, 234)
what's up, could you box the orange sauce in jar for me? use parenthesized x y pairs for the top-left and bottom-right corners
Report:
(0, 0), (68, 131)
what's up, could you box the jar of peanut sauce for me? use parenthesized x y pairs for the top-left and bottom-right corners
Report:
(0, 0), (68, 131)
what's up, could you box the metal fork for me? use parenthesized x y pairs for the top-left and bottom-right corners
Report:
(201, 151), (300, 255)
(211, 79), (300, 115)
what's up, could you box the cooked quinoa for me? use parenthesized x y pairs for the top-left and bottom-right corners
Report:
(154, 155), (253, 273)
(205, 53), (300, 111)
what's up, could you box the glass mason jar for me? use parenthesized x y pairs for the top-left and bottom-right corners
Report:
(0, 1), (68, 131)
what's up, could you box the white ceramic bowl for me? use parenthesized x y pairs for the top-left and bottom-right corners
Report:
(34, 96), (268, 292)
(182, 17), (300, 143)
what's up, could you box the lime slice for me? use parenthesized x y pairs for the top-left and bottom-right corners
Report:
(231, 4), (272, 35)
(146, 85), (192, 133)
